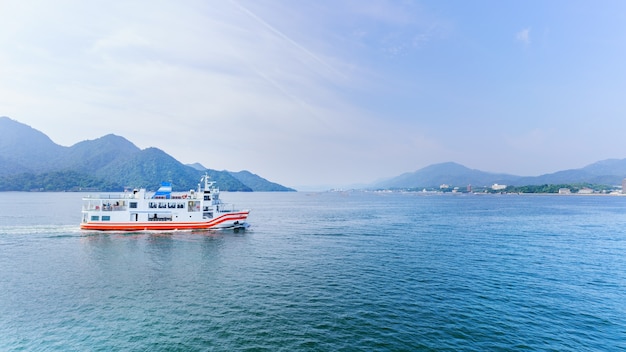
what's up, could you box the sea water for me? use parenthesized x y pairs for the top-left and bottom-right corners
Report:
(0, 191), (625, 351)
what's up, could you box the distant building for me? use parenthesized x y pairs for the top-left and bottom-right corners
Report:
(558, 188), (571, 194)
(578, 188), (594, 194)
(491, 183), (506, 191)
(440, 184), (450, 190)
(622, 178), (626, 194)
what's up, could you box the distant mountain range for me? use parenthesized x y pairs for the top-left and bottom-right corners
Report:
(4, 116), (625, 192)
(374, 161), (626, 189)
(0, 116), (295, 192)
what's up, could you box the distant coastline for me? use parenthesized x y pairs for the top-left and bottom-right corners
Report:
(367, 182), (624, 196)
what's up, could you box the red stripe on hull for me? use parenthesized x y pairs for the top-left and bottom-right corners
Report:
(80, 212), (249, 231)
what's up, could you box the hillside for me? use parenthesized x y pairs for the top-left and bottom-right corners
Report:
(0, 116), (66, 174)
(375, 162), (520, 189)
(64, 134), (141, 173)
(187, 164), (294, 191)
(229, 170), (296, 192)
(0, 116), (293, 192)
(374, 160), (626, 189)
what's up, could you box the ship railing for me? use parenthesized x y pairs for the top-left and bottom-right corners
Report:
(144, 193), (198, 200)
(101, 205), (127, 211)
(94, 194), (132, 199)
(82, 204), (128, 211)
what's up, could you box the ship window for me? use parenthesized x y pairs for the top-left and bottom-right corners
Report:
(130, 202), (137, 209)
(204, 195), (210, 201)
(102, 216), (111, 221)
(91, 215), (100, 221)
(188, 201), (200, 212)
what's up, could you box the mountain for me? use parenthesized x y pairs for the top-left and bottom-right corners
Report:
(0, 116), (292, 192)
(517, 159), (626, 185)
(0, 156), (31, 177)
(374, 160), (626, 189)
(0, 116), (66, 173)
(228, 170), (296, 191)
(63, 134), (141, 172)
(187, 163), (207, 171)
(96, 147), (252, 191)
(375, 162), (519, 189)
(187, 164), (294, 191)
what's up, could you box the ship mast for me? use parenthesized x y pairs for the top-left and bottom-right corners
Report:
(201, 172), (214, 193)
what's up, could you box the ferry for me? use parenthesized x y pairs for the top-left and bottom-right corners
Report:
(80, 174), (249, 231)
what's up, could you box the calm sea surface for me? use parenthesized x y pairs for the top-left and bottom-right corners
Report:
(0, 191), (625, 351)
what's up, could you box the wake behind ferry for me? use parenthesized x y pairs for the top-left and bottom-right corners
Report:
(80, 174), (249, 231)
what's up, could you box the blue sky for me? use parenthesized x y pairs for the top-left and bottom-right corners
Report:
(1, 1), (626, 189)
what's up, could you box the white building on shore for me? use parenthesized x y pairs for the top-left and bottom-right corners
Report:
(491, 183), (507, 191)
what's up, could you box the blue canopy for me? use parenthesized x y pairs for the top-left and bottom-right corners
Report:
(152, 182), (172, 199)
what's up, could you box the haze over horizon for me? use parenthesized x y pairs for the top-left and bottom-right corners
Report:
(2, 1), (626, 189)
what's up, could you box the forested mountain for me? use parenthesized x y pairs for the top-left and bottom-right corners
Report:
(5, 116), (625, 192)
(0, 117), (294, 192)
(229, 170), (296, 192)
(0, 116), (66, 174)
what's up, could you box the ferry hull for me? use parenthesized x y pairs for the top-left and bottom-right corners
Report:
(80, 211), (249, 231)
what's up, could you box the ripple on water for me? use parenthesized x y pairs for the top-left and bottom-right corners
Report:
(1, 193), (625, 350)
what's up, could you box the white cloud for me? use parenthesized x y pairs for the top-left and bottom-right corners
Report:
(0, 0), (398, 186)
(516, 27), (531, 45)
(4, 2), (622, 187)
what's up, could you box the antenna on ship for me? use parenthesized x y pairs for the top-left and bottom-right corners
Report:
(201, 172), (212, 193)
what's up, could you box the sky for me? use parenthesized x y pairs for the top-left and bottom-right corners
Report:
(2, 1), (626, 190)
